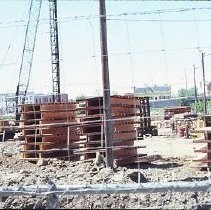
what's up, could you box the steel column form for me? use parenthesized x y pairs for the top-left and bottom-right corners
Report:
(20, 103), (80, 161)
(76, 96), (146, 166)
(15, 0), (42, 121)
(49, 0), (61, 102)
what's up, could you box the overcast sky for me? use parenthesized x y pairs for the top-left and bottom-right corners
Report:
(1, 0), (211, 99)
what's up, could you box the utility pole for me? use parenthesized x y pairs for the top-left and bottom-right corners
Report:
(133, 86), (136, 94)
(99, 0), (113, 168)
(49, 0), (61, 102)
(193, 65), (198, 103)
(201, 52), (207, 114)
(185, 68), (188, 91)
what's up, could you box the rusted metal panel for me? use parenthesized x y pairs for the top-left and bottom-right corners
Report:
(77, 95), (147, 165)
(20, 102), (80, 161)
(193, 117), (211, 169)
(20, 96), (149, 165)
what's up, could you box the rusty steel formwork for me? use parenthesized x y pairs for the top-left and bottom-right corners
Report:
(0, 120), (15, 141)
(76, 95), (147, 166)
(193, 115), (211, 169)
(137, 97), (152, 138)
(19, 102), (80, 161)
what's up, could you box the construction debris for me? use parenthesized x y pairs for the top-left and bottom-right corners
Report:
(0, 136), (210, 209)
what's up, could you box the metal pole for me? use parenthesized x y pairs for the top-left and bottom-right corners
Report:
(49, 0), (61, 102)
(185, 68), (188, 91)
(99, 0), (113, 168)
(1, 181), (211, 196)
(201, 53), (207, 114)
(193, 65), (198, 103)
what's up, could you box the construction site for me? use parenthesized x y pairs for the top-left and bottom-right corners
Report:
(1, 0), (211, 209)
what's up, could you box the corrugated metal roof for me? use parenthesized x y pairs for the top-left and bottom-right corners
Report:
(135, 85), (171, 93)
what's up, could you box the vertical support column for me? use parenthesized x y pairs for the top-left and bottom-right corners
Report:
(201, 53), (207, 114)
(193, 64), (198, 103)
(206, 131), (211, 168)
(99, 0), (113, 168)
(139, 98), (144, 138)
(49, 0), (61, 102)
(146, 97), (151, 132)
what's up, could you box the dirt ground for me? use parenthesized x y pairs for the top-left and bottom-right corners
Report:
(0, 128), (211, 209)
(137, 128), (200, 159)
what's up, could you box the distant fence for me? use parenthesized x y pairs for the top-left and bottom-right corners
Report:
(1, 181), (211, 196)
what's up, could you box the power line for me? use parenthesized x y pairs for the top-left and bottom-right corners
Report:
(0, 1), (31, 71)
(107, 18), (211, 22)
(1, 45), (211, 68)
(1, 7), (211, 27)
(5, 0), (211, 1)
(4, 18), (211, 30)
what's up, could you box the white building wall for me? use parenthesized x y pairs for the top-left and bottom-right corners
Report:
(0, 93), (69, 115)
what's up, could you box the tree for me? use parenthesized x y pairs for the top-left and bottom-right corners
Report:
(188, 87), (197, 97)
(207, 101), (211, 114)
(75, 94), (86, 100)
(192, 101), (204, 113)
(178, 87), (197, 97)
(178, 88), (188, 97)
(192, 100), (211, 114)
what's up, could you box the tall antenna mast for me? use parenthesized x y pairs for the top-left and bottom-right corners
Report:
(49, 0), (61, 102)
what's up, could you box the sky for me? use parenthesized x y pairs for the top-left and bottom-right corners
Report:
(1, 0), (211, 100)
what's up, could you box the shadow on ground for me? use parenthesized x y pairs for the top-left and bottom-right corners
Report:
(174, 176), (208, 182)
(140, 162), (182, 169)
(196, 204), (211, 210)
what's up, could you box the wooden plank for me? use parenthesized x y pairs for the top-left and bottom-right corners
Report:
(19, 154), (81, 161)
(193, 140), (211, 143)
(24, 134), (53, 137)
(20, 142), (53, 145)
(73, 146), (145, 154)
(192, 158), (211, 163)
(194, 149), (211, 153)
(191, 127), (211, 133)
(19, 148), (77, 153)
(20, 121), (80, 129)
(73, 138), (136, 145)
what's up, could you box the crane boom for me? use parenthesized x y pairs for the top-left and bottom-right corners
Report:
(15, 0), (42, 121)
(49, 0), (61, 102)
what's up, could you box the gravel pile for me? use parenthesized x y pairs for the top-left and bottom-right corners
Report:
(0, 141), (210, 209)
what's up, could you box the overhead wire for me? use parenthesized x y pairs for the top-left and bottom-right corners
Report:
(125, 14), (140, 175)
(87, 18), (100, 94)
(159, 13), (169, 84)
(0, 0), (31, 72)
(58, 20), (66, 94)
(192, 7), (201, 50)
(5, 18), (211, 30)
(1, 3), (211, 101)
(107, 18), (211, 22)
(158, 11), (175, 190)
(4, 0), (211, 1)
(1, 6), (211, 27)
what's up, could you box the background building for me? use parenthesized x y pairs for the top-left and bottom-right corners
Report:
(0, 92), (68, 115)
(133, 85), (171, 100)
(207, 82), (211, 96)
